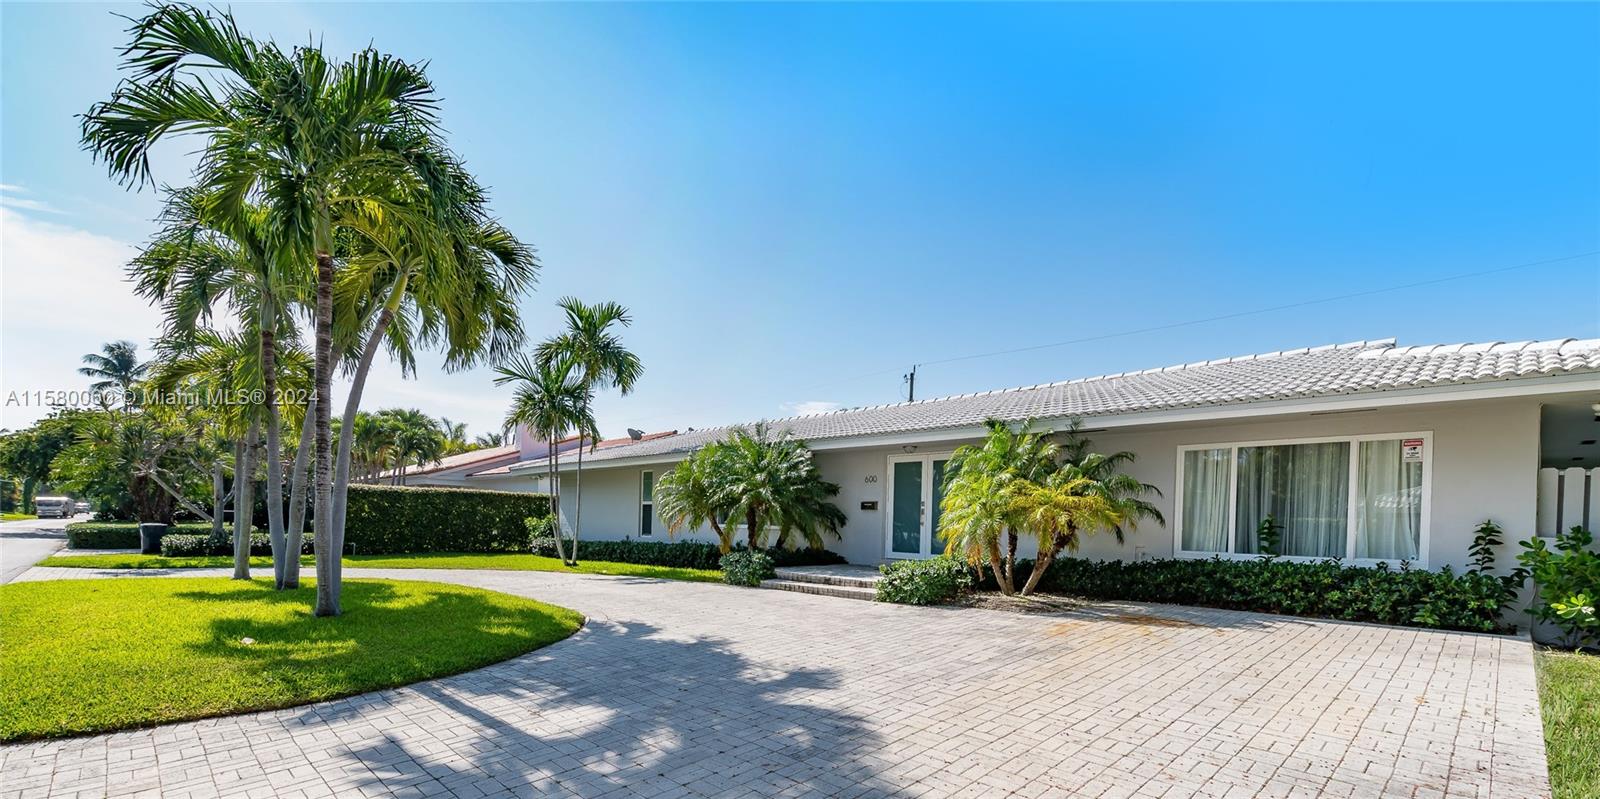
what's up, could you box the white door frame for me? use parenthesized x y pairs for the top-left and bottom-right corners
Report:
(883, 451), (955, 560)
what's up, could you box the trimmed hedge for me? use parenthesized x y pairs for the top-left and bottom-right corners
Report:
(720, 551), (776, 587)
(527, 533), (846, 571)
(65, 522), (218, 550)
(161, 532), (314, 557)
(876, 557), (973, 605)
(344, 484), (552, 554)
(1012, 556), (1516, 633)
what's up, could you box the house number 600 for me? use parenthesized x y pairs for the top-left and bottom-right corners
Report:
(864, 475), (878, 484)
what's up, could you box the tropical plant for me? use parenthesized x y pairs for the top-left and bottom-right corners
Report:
(876, 557), (974, 605)
(78, 341), (148, 409)
(378, 408), (445, 483)
(535, 298), (642, 562)
(0, 411), (92, 515)
(654, 442), (737, 552)
(474, 431), (506, 448)
(494, 354), (596, 565)
(83, 3), (535, 615)
(938, 420), (1058, 595)
(439, 417), (470, 455)
(713, 424), (846, 551)
(719, 550), (776, 587)
(1519, 527), (1600, 648)
(49, 406), (212, 526)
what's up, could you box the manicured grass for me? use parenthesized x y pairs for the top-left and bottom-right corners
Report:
(38, 554), (315, 569)
(346, 552), (725, 582)
(1537, 648), (1600, 799)
(2, 512), (38, 521)
(0, 577), (582, 741)
(37, 551), (724, 582)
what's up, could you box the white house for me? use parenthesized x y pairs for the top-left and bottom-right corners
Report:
(469, 337), (1600, 573)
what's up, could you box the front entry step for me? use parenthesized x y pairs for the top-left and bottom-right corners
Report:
(759, 579), (879, 601)
(759, 564), (882, 601)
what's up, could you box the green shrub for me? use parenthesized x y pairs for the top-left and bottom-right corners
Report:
(161, 532), (313, 557)
(876, 557), (974, 605)
(720, 550), (775, 587)
(525, 527), (845, 570)
(1002, 555), (1517, 633)
(343, 485), (551, 553)
(1520, 527), (1600, 647)
(65, 522), (215, 550)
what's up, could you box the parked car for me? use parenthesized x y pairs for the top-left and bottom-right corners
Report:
(73, 501), (90, 514)
(34, 496), (74, 519)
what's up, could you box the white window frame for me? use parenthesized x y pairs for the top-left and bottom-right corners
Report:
(639, 470), (654, 537)
(1173, 431), (1432, 568)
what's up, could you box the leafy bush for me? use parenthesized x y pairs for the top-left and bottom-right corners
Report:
(65, 522), (215, 550)
(876, 557), (974, 605)
(720, 550), (775, 587)
(525, 528), (845, 570)
(343, 485), (552, 553)
(161, 532), (313, 557)
(1006, 555), (1517, 633)
(1519, 527), (1600, 647)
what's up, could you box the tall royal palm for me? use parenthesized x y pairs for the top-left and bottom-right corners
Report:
(79, 341), (148, 409)
(535, 298), (642, 563)
(494, 354), (596, 565)
(82, 4), (525, 615)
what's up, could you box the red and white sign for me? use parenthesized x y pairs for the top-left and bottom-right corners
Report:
(1401, 438), (1424, 463)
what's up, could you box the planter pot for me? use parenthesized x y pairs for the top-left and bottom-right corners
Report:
(138, 523), (168, 555)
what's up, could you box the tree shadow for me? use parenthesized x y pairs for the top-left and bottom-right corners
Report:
(309, 618), (902, 797)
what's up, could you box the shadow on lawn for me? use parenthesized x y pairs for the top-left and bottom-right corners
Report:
(307, 618), (898, 797)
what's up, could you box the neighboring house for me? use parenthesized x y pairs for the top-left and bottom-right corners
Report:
(463, 429), (679, 494)
(373, 445), (524, 488)
(492, 337), (1600, 574)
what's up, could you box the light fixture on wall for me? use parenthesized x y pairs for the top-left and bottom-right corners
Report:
(901, 445), (917, 453)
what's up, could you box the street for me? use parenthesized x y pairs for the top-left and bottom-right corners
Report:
(0, 515), (72, 584)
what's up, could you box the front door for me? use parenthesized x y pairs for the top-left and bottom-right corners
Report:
(885, 454), (952, 559)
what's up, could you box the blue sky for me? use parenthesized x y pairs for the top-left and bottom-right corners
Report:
(3, 2), (1597, 438)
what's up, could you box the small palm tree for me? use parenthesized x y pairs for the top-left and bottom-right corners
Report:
(717, 424), (846, 551)
(494, 354), (595, 565)
(473, 431), (506, 448)
(380, 408), (444, 484)
(439, 417), (470, 455)
(939, 420), (1058, 594)
(536, 298), (642, 561)
(654, 442), (736, 553)
(79, 341), (148, 409)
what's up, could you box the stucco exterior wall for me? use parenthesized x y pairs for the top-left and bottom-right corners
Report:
(557, 395), (1548, 575)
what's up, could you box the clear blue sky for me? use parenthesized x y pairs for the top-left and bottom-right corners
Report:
(3, 2), (1597, 438)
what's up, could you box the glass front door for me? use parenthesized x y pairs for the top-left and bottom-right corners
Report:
(886, 455), (952, 558)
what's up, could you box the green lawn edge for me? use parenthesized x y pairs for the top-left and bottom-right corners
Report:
(0, 577), (583, 742)
(37, 551), (723, 582)
(1537, 648), (1600, 799)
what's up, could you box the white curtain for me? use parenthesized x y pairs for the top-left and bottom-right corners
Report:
(1234, 442), (1349, 557)
(1181, 449), (1231, 552)
(1354, 439), (1422, 560)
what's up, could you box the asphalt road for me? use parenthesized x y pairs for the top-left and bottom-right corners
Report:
(0, 514), (75, 584)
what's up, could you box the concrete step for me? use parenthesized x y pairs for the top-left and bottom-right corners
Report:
(771, 566), (882, 590)
(759, 579), (879, 601)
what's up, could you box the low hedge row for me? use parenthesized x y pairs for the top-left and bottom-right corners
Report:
(876, 558), (973, 605)
(1011, 556), (1515, 633)
(65, 522), (217, 550)
(344, 485), (552, 553)
(528, 534), (846, 570)
(161, 532), (314, 557)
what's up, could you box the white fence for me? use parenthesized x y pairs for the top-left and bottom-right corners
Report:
(1536, 467), (1598, 536)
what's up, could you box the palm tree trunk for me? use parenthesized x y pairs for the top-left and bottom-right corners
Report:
(746, 508), (760, 550)
(988, 538), (1013, 595)
(261, 314), (288, 590)
(710, 519), (729, 554)
(549, 440), (568, 564)
(1020, 541), (1059, 597)
(569, 443), (582, 565)
(330, 307), (394, 570)
(313, 250), (339, 616)
(1004, 529), (1018, 588)
(211, 461), (225, 539)
(284, 393), (315, 589)
(234, 422), (257, 580)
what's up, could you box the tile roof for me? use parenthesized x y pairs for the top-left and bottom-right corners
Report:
(518, 337), (1600, 468)
(378, 445), (520, 479)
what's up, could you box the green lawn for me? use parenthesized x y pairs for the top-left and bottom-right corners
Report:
(38, 551), (723, 582)
(1, 512), (38, 521)
(0, 577), (582, 741)
(1537, 648), (1600, 799)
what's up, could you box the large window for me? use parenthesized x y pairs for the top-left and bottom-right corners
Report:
(1176, 434), (1428, 563)
(640, 470), (654, 536)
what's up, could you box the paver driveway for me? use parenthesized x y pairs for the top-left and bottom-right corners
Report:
(2, 567), (1549, 798)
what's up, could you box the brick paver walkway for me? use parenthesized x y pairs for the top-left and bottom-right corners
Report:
(1, 566), (1550, 798)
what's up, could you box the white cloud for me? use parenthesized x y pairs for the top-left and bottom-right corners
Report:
(0, 208), (160, 429)
(781, 400), (842, 417)
(0, 184), (61, 214)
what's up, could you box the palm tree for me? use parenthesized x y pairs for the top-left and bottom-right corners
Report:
(84, 4), (533, 616)
(473, 431), (506, 448)
(494, 354), (596, 565)
(130, 187), (308, 588)
(78, 341), (148, 409)
(379, 408), (444, 484)
(938, 420), (1059, 594)
(716, 424), (846, 551)
(439, 417), (469, 455)
(535, 298), (642, 562)
(654, 442), (736, 552)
